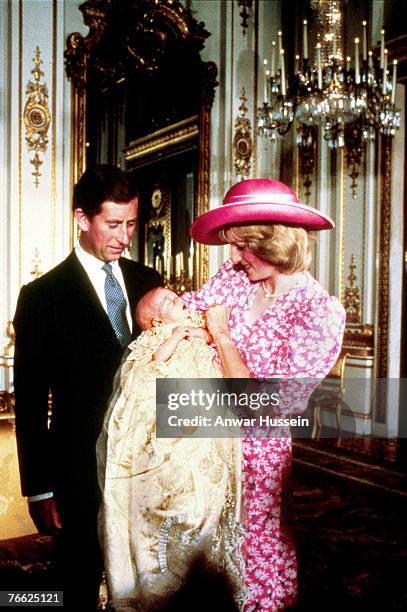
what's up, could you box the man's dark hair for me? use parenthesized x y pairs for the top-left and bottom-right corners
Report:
(72, 164), (137, 217)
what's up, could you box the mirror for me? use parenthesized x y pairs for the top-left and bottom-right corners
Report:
(65, 0), (218, 290)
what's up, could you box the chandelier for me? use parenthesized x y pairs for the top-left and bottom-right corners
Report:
(257, 0), (401, 197)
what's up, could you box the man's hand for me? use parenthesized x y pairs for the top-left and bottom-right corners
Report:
(28, 497), (62, 535)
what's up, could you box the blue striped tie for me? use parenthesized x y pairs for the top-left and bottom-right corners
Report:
(102, 263), (132, 348)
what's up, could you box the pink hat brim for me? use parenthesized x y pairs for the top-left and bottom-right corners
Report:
(190, 201), (335, 245)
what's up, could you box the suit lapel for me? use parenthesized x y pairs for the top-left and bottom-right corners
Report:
(62, 252), (120, 347)
(120, 257), (138, 328)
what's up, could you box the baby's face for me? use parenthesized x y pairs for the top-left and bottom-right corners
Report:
(152, 288), (188, 324)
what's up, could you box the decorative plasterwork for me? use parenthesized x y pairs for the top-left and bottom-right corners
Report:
(30, 248), (43, 279)
(233, 88), (252, 180)
(237, 0), (253, 35)
(342, 254), (373, 358)
(343, 255), (362, 324)
(23, 47), (51, 188)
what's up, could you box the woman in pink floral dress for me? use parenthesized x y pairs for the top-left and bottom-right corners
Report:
(183, 178), (346, 610)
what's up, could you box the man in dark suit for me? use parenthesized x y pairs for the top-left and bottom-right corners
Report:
(13, 165), (162, 610)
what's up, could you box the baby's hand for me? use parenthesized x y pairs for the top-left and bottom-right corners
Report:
(152, 326), (189, 363)
(172, 325), (190, 340)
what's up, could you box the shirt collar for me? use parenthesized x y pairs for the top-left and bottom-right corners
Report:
(75, 242), (120, 273)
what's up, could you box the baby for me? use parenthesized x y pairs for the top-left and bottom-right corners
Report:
(135, 287), (213, 364)
(96, 288), (243, 611)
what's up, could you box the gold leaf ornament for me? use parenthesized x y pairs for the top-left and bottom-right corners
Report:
(23, 47), (51, 187)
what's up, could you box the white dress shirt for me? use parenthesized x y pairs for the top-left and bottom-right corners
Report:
(28, 244), (132, 503)
(74, 242), (133, 331)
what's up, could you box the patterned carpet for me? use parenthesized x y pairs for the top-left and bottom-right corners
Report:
(0, 533), (53, 589)
(0, 439), (405, 610)
(292, 439), (407, 610)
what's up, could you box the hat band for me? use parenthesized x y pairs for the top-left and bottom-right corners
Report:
(224, 193), (299, 205)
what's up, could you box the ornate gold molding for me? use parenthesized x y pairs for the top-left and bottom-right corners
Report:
(233, 88), (252, 180)
(65, 2), (108, 246)
(373, 137), (392, 425)
(197, 61), (218, 288)
(343, 255), (362, 324)
(30, 248), (43, 279)
(376, 137), (392, 381)
(65, 3), (107, 92)
(24, 47), (51, 188)
(144, 185), (171, 277)
(124, 116), (199, 163)
(65, 0), (208, 88)
(342, 324), (374, 358)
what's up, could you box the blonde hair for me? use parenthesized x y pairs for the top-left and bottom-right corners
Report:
(220, 224), (315, 273)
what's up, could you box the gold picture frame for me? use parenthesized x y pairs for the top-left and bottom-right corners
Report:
(65, 0), (218, 290)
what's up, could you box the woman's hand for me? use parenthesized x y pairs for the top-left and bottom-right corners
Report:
(205, 304), (251, 378)
(206, 304), (231, 340)
(187, 327), (213, 343)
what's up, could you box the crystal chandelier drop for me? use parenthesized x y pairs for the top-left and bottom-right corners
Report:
(257, 0), (401, 194)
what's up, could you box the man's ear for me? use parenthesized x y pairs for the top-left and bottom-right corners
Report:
(151, 317), (162, 328)
(74, 208), (91, 232)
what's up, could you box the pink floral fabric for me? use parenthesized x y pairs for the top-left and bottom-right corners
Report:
(182, 260), (345, 610)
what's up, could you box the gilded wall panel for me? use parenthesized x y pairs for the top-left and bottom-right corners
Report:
(19, 1), (55, 287)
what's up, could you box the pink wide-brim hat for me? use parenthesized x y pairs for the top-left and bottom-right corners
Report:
(190, 178), (334, 245)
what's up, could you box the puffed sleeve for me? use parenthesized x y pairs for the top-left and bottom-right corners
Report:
(274, 293), (346, 416)
(288, 293), (345, 378)
(182, 260), (237, 310)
